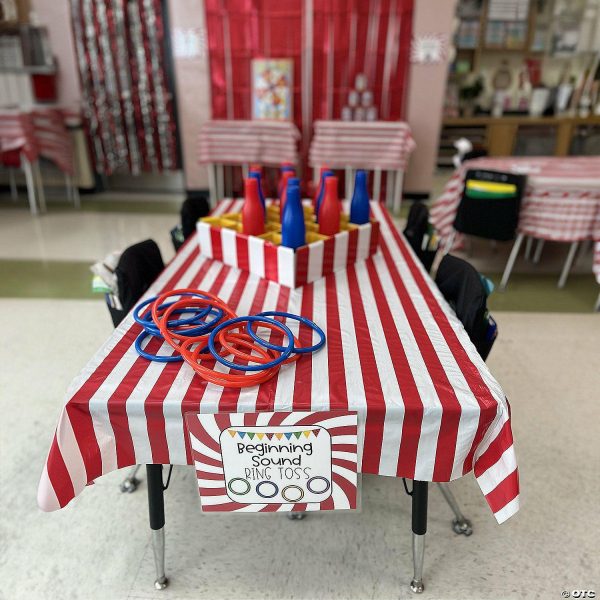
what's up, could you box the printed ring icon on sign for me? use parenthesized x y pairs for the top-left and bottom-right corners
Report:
(228, 478), (251, 496)
(256, 481), (279, 499)
(306, 476), (331, 495)
(281, 485), (304, 502)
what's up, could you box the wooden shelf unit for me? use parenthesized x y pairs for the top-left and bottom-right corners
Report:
(439, 115), (600, 164)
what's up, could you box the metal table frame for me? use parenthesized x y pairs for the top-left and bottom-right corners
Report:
(144, 465), (471, 594)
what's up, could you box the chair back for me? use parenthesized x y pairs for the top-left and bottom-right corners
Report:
(435, 254), (497, 360)
(454, 169), (526, 241)
(107, 239), (164, 327)
(181, 193), (210, 239)
(403, 201), (436, 271)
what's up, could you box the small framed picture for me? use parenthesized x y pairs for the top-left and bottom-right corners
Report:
(252, 58), (293, 121)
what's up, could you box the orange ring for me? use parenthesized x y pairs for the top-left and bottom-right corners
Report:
(148, 289), (295, 387)
(217, 326), (301, 365)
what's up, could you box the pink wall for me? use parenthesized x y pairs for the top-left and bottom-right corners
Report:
(405, 0), (457, 193)
(167, 0), (212, 189)
(31, 0), (81, 111)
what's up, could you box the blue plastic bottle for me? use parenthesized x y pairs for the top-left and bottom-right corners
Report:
(281, 183), (306, 250)
(315, 170), (334, 222)
(249, 171), (265, 215)
(350, 170), (370, 225)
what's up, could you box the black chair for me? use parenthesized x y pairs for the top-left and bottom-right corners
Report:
(103, 239), (164, 492)
(106, 239), (164, 327)
(403, 201), (437, 272)
(171, 193), (210, 252)
(444, 169), (527, 290)
(435, 254), (497, 361)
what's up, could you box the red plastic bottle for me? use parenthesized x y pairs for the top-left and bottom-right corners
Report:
(242, 178), (265, 236)
(319, 176), (341, 236)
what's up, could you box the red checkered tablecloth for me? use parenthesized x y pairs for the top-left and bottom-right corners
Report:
(309, 120), (415, 171)
(38, 203), (519, 523)
(430, 157), (600, 284)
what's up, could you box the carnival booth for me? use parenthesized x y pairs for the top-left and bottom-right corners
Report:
(15, 0), (521, 595)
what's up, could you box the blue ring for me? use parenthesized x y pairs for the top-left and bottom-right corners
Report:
(141, 305), (212, 326)
(134, 330), (182, 363)
(207, 316), (294, 371)
(133, 295), (213, 328)
(142, 307), (224, 338)
(256, 480), (279, 499)
(248, 311), (325, 354)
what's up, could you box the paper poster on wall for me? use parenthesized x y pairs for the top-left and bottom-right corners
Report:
(410, 34), (448, 64)
(251, 58), (293, 120)
(185, 411), (358, 512)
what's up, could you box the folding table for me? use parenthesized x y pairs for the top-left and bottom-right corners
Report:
(0, 107), (79, 214)
(38, 202), (519, 593)
(198, 120), (301, 206)
(308, 120), (415, 213)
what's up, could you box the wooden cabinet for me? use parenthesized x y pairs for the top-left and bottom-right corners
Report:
(438, 115), (600, 165)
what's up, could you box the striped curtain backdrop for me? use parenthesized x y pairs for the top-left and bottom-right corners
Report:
(70, 0), (179, 175)
(204, 0), (414, 159)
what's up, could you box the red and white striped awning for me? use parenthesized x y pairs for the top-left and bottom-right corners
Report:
(38, 202), (519, 524)
(309, 120), (416, 171)
(198, 119), (300, 166)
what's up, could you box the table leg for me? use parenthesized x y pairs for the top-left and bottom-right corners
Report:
(410, 480), (428, 594)
(146, 465), (169, 590)
(558, 241), (579, 289)
(32, 160), (47, 213)
(524, 236), (533, 261)
(393, 169), (403, 215)
(21, 157), (38, 216)
(533, 239), (545, 264)
(436, 482), (472, 536)
(500, 232), (525, 290)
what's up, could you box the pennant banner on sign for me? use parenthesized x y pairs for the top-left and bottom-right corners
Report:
(225, 428), (322, 440)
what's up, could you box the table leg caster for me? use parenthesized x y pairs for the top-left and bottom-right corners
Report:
(410, 579), (424, 594)
(452, 517), (473, 536)
(287, 512), (306, 521)
(154, 576), (169, 590)
(120, 465), (141, 493)
(120, 476), (140, 493)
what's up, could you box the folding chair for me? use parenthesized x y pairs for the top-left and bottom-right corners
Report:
(103, 240), (165, 492)
(443, 169), (527, 291)
(425, 254), (499, 536)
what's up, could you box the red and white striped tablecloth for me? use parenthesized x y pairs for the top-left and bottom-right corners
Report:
(430, 157), (600, 284)
(198, 120), (300, 166)
(38, 202), (519, 523)
(0, 108), (76, 174)
(0, 109), (37, 160)
(308, 120), (416, 171)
